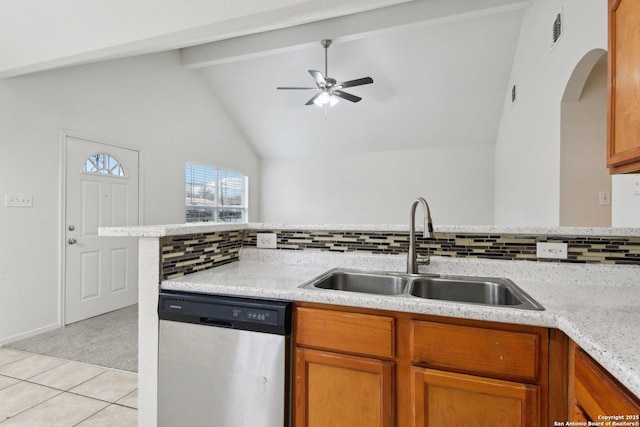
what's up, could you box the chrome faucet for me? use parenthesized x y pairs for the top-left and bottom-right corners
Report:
(407, 197), (435, 274)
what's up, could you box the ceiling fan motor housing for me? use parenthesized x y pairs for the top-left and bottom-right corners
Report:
(323, 77), (337, 88)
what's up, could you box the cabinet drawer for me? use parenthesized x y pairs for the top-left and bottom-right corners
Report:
(296, 307), (395, 359)
(574, 347), (640, 419)
(411, 320), (539, 382)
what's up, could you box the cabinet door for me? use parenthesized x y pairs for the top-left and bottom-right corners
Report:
(412, 367), (539, 427)
(608, 0), (640, 173)
(571, 346), (640, 421)
(295, 348), (394, 427)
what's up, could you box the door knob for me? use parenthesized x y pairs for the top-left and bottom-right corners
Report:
(68, 238), (77, 245)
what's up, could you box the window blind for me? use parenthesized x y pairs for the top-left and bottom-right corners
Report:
(185, 162), (248, 223)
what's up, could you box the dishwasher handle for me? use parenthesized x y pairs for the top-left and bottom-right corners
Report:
(199, 317), (233, 328)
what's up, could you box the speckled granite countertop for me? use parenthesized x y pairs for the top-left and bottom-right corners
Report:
(100, 222), (640, 237)
(162, 248), (640, 399)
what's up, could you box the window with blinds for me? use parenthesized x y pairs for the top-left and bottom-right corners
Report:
(185, 162), (248, 223)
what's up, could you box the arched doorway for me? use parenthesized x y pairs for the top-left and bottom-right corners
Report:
(560, 49), (611, 226)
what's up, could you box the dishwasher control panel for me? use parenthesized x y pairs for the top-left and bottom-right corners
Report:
(236, 308), (272, 322)
(158, 292), (292, 335)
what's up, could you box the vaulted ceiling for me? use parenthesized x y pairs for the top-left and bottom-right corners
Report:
(0, 0), (415, 77)
(193, 1), (527, 158)
(2, 0), (530, 159)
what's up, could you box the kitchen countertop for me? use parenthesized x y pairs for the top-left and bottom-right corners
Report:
(99, 222), (640, 237)
(162, 248), (640, 399)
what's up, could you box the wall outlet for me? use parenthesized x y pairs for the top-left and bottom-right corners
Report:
(536, 242), (568, 259)
(256, 233), (277, 249)
(5, 193), (33, 207)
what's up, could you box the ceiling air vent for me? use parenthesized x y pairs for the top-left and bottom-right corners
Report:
(551, 9), (563, 50)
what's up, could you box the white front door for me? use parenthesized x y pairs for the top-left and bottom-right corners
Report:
(65, 135), (139, 324)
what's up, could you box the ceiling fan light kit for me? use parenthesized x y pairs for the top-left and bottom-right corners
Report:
(277, 39), (374, 107)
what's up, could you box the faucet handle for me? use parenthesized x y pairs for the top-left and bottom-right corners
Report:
(416, 255), (431, 266)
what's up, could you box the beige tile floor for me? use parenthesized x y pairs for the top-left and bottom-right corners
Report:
(0, 348), (137, 426)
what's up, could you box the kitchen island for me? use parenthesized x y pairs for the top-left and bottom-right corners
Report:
(101, 223), (640, 426)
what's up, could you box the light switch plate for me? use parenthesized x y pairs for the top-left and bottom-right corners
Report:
(598, 191), (611, 205)
(5, 193), (33, 207)
(256, 233), (277, 249)
(536, 242), (568, 259)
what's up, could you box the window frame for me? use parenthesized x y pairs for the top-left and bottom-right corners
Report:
(82, 153), (126, 177)
(185, 161), (249, 223)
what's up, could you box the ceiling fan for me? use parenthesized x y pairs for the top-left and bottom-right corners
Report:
(277, 39), (374, 106)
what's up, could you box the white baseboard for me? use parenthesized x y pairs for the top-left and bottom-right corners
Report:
(0, 322), (62, 346)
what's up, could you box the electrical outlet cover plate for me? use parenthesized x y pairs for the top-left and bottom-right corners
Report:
(536, 242), (568, 259)
(257, 233), (277, 249)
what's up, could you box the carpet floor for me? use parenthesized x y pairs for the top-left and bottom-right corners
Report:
(5, 304), (138, 372)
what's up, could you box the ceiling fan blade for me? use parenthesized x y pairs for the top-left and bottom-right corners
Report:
(277, 87), (317, 90)
(333, 90), (362, 103)
(305, 93), (323, 106)
(336, 77), (374, 89)
(308, 70), (326, 86)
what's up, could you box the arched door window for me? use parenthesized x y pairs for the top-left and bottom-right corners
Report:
(82, 153), (125, 176)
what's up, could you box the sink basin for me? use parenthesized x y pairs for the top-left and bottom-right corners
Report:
(409, 276), (543, 309)
(300, 269), (544, 310)
(300, 269), (408, 295)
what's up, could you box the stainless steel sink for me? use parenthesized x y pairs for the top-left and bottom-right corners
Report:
(299, 269), (544, 310)
(408, 276), (544, 310)
(300, 269), (408, 295)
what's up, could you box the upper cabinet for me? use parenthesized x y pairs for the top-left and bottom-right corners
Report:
(607, 0), (640, 173)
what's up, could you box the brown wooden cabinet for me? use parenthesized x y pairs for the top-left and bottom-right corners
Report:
(569, 341), (640, 422)
(294, 303), (550, 426)
(607, 0), (640, 173)
(412, 367), (539, 426)
(295, 348), (394, 427)
(410, 320), (541, 382)
(294, 306), (396, 427)
(410, 319), (544, 427)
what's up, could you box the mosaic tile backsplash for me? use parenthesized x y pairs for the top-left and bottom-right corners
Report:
(161, 229), (640, 279)
(161, 230), (243, 280)
(243, 230), (640, 264)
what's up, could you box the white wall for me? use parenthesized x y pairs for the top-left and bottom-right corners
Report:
(260, 144), (495, 225)
(0, 51), (259, 343)
(612, 174), (640, 227)
(494, 0), (608, 226)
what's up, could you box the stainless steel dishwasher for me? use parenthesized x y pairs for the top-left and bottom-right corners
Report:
(158, 291), (292, 427)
